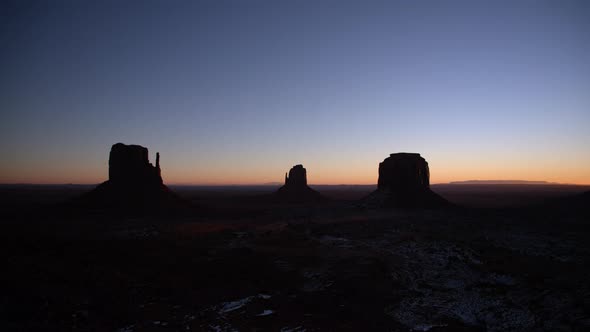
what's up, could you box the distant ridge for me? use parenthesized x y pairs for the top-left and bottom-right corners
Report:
(448, 180), (559, 185)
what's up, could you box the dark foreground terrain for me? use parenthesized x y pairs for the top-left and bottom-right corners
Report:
(1, 184), (590, 331)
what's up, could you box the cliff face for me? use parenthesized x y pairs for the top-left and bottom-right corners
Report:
(365, 153), (448, 208)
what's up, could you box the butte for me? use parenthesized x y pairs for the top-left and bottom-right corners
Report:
(77, 143), (185, 212)
(363, 153), (449, 208)
(275, 164), (326, 203)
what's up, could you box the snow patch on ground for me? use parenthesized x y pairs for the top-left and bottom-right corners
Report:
(217, 294), (272, 314)
(116, 324), (135, 332)
(280, 326), (306, 332)
(218, 296), (254, 314)
(256, 309), (274, 316)
(412, 323), (447, 331)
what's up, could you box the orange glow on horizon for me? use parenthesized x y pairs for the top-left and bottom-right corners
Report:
(1, 159), (589, 185)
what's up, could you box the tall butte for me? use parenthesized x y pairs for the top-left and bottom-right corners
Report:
(276, 164), (325, 202)
(364, 153), (449, 208)
(79, 143), (183, 211)
(108, 143), (163, 188)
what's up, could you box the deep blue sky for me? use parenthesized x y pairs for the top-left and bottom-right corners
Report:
(1, 0), (589, 184)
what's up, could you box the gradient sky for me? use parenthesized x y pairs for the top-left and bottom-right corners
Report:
(1, 0), (589, 185)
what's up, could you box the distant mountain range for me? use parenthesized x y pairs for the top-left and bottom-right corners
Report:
(448, 180), (559, 185)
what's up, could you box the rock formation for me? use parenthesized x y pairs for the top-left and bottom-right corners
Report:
(78, 143), (184, 212)
(378, 153), (429, 192)
(108, 143), (162, 187)
(364, 153), (449, 208)
(284, 164), (308, 188)
(276, 164), (325, 202)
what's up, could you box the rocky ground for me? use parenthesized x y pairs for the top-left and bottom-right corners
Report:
(3, 201), (589, 331)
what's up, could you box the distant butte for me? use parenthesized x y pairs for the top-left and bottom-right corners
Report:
(77, 143), (185, 212)
(364, 153), (449, 208)
(108, 143), (163, 187)
(276, 164), (325, 202)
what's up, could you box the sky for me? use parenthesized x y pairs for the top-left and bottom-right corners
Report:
(1, 0), (589, 185)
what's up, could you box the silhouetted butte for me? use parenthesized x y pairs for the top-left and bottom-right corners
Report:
(78, 143), (184, 211)
(275, 165), (325, 202)
(364, 153), (449, 208)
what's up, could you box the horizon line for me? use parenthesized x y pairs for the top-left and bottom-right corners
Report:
(1, 181), (589, 186)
